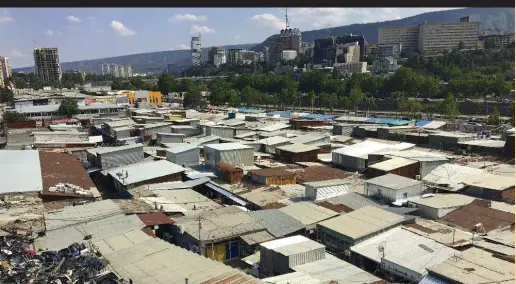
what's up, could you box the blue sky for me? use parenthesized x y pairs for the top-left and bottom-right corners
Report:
(0, 8), (458, 68)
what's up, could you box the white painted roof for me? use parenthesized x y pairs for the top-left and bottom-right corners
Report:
(108, 160), (186, 185)
(0, 150), (43, 193)
(332, 140), (393, 158)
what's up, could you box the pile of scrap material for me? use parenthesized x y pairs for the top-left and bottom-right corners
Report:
(0, 231), (111, 283)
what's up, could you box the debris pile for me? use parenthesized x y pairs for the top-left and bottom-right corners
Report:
(48, 183), (92, 196)
(0, 233), (111, 283)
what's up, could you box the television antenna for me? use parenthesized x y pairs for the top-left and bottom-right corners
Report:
(116, 170), (129, 185)
(285, 8), (290, 30)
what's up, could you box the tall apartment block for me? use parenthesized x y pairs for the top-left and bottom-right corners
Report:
(101, 63), (132, 78)
(269, 28), (302, 63)
(208, 46), (226, 67)
(0, 57), (12, 83)
(33, 48), (62, 83)
(378, 17), (480, 54)
(191, 35), (202, 66)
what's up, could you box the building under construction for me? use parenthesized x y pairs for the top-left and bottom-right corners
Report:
(33, 48), (62, 83)
(191, 35), (202, 66)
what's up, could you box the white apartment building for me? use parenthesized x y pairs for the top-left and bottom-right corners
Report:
(378, 26), (420, 52)
(0, 57), (12, 83)
(379, 19), (481, 54)
(418, 22), (480, 53)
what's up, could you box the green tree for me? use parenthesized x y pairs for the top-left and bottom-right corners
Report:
(58, 97), (80, 118)
(398, 98), (422, 118)
(241, 86), (259, 107)
(157, 74), (178, 100)
(183, 87), (203, 109)
(327, 93), (339, 113)
(348, 86), (365, 114)
(2, 111), (28, 123)
(0, 88), (14, 103)
(487, 107), (501, 125)
(226, 89), (241, 107)
(440, 94), (460, 119)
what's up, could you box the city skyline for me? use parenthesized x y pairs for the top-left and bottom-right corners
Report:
(0, 8), (459, 68)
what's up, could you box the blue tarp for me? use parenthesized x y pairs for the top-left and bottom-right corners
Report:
(415, 120), (432, 127)
(365, 118), (410, 126)
(299, 113), (336, 120)
(237, 108), (265, 114)
(267, 111), (293, 118)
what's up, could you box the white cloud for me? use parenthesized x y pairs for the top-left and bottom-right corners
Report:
(11, 49), (25, 57)
(44, 29), (54, 36)
(0, 16), (13, 23)
(189, 25), (215, 35)
(110, 20), (136, 36)
(66, 15), (82, 22)
(170, 14), (207, 22)
(171, 44), (190, 50)
(0, 9), (14, 23)
(251, 13), (285, 30)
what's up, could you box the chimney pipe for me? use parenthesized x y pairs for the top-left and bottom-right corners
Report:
(185, 278), (189, 284)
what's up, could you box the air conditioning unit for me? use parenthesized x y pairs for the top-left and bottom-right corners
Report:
(415, 175), (421, 180)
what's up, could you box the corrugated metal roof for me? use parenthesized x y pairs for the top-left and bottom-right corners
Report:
(318, 206), (404, 239)
(290, 133), (330, 145)
(463, 173), (515, 191)
(256, 136), (292, 145)
(276, 143), (319, 153)
(44, 200), (123, 231)
(137, 212), (174, 226)
(240, 231), (276, 246)
(96, 231), (263, 284)
(166, 143), (199, 154)
(409, 194), (475, 209)
(0, 150), (43, 194)
(368, 157), (418, 171)
(291, 254), (382, 284)
(248, 209), (305, 238)
(140, 189), (221, 215)
(279, 202), (338, 226)
(258, 123), (291, 132)
(403, 219), (473, 247)
(423, 164), (484, 191)
(108, 160), (186, 185)
(383, 149), (450, 162)
(320, 192), (386, 211)
(351, 227), (457, 280)
(365, 173), (422, 190)
(205, 142), (253, 151)
(175, 211), (265, 241)
(335, 116), (370, 122)
(303, 179), (348, 188)
(262, 271), (320, 284)
(426, 247), (515, 284)
(418, 273), (448, 284)
(88, 144), (143, 155)
(35, 214), (145, 251)
(332, 140), (392, 158)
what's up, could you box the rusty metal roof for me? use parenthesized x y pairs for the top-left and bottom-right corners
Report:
(248, 167), (297, 177)
(216, 162), (242, 172)
(137, 212), (175, 226)
(39, 151), (97, 197)
(297, 166), (351, 183)
(440, 200), (515, 233)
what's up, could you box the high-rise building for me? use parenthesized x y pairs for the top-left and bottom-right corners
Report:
(0, 57), (12, 82)
(376, 43), (402, 58)
(101, 63), (132, 78)
(208, 46), (226, 67)
(191, 35), (202, 66)
(335, 41), (360, 64)
(33, 48), (62, 83)
(269, 28), (302, 63)
(228, 49), (243, 64)
(313, 38), (336, 67)
(379, 17), (481, 54)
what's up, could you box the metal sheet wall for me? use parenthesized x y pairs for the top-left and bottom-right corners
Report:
(206, 126), (235, 139)
(219, 148), (254, 167)
(114, 128), (131, 139)
(157, 133), (185, 144)
(98, 146), (144, 170)
(144, 125), (171, 140)
(166, 148), (200, 166)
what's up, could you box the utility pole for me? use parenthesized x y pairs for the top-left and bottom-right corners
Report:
(197, 215), (203, 256)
